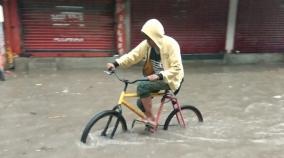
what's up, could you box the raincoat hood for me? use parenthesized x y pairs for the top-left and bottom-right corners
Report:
(141, 19), (165, 49)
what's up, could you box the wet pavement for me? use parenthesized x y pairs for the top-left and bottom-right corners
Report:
(1, 62), (284, 158)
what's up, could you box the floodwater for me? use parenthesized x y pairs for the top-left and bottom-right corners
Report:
(0, 63), (284, 158)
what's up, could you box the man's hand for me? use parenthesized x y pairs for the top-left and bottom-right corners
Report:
(106, 63), (115, 71)
(147, 74), (159, 81)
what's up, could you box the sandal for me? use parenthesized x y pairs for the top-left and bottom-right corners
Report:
(144, 119), (157, 133)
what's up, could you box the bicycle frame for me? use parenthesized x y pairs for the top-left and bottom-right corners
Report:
(118, 91), (166, 119)
(117, 89), (186, 128)
(109, 70), (186, 128)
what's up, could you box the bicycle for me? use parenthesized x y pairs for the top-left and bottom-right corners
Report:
(80, 70), (203, 144)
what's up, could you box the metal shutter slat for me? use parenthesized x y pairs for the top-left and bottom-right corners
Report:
(19, 0), (115, 56)
(235, 0), (284, 53)
(131, 0), (228, 54)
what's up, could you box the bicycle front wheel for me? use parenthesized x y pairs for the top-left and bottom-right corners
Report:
(80, 110), (127, 144)
(164, 105), (203, 130)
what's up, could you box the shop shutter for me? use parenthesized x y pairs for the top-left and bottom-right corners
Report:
(235, 0), (284, 53)
(18, 0), (115, 57)
(130, 0), (229, 54)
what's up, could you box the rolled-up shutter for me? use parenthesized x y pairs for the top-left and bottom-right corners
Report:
(131, 0), (229, 54)
(235, 0), (284, 53)
(19, 0), (115, 57)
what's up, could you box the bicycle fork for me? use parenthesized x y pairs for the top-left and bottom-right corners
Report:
(156, 94), (186, 128)
(171, 98), (186, 128)
(102, 105), (123, 138)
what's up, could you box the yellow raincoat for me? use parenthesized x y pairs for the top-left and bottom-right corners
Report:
(116, 19), (184, 91)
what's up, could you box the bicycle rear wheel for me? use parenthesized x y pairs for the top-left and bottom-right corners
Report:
(163, 105), (203, 130)
(80, 110), (127, 144)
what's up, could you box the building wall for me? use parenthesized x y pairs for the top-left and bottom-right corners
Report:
(2, 0), (284, 57)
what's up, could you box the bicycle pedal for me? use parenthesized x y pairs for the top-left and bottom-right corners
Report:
(144, 126), (155, 133)
(144, 123), (156, 133)
(131, 119), (143, 128)
(131, 119), (149, 128)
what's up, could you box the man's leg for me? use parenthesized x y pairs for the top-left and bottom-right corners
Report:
(141, 96), (155, 122)
(137, 80), (170, 123)
(0, 55), (5, 81)
(136, 99), (145, 112)
(0, 69), (4, 81)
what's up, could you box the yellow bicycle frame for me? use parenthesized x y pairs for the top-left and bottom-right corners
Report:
(117, 91), (165, 119)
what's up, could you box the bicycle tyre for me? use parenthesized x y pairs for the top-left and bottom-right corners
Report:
(163, 105), (203, 130)
(80, 110), (127, 144)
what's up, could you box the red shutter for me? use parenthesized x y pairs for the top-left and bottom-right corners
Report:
(235, 0), (284, 53)
(19, 0), (115, 57)
(131, 0), (229, 54)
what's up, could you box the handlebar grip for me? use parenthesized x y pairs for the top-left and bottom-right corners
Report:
(104, 70), (114, 75)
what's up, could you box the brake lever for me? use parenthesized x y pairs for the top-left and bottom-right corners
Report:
(104, 70), (114, 75)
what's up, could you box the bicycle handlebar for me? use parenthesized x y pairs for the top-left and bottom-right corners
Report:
(104, 70), (149, 84)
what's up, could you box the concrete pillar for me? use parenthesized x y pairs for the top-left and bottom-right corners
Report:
(115, 0), (127, 55)
(225, 0), (239, 53)
(0, 5), (5, 56)
(124, 0), (131, 52)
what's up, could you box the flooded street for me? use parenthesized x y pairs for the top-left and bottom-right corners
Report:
(1, 63), (284, 158)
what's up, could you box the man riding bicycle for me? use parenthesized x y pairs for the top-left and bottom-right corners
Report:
(107, 19), (184, 127)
